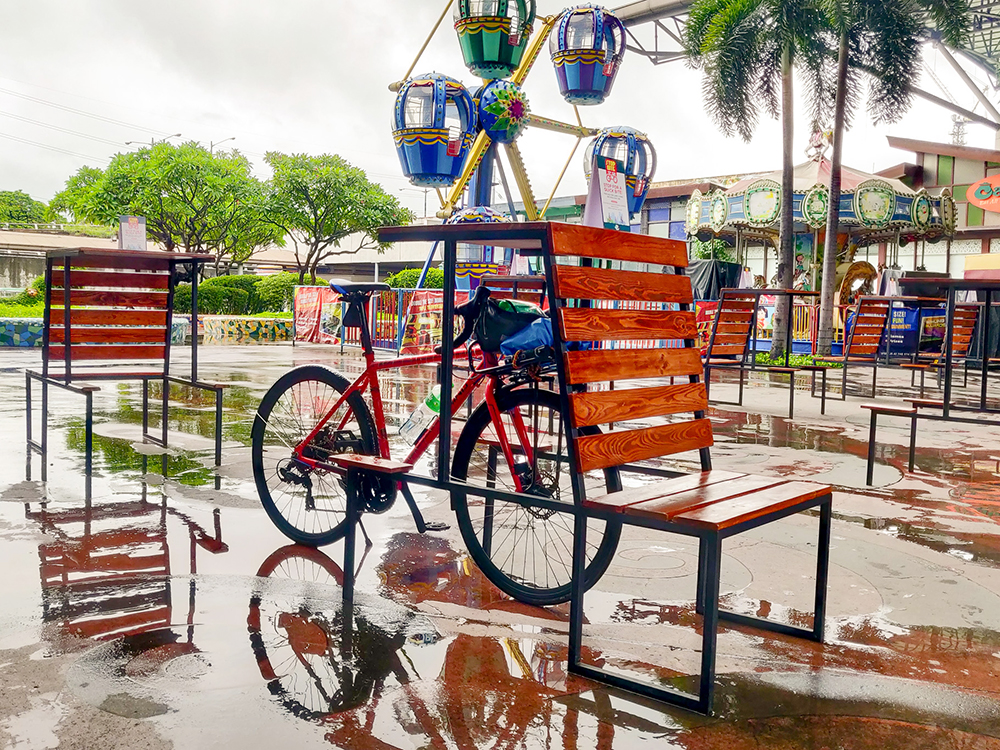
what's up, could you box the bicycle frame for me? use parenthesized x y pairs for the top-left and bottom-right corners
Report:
(289, 296), (541, 494)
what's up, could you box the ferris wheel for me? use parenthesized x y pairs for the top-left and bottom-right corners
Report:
(389, 1), (657, 280)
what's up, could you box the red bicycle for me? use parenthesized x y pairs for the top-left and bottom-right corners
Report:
(251, 281), (621, 605)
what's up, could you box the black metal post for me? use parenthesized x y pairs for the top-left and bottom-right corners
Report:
(980, 289), (991, 410)
(439, 240), (457, 484)
(943, 288), (956, 418)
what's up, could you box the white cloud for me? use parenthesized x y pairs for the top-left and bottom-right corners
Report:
(0, 0), (995, 215)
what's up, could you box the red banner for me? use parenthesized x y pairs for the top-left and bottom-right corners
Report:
(294, 286), (342, 344)
(695, 300), (718, 353)
(399, 290), (471, 355)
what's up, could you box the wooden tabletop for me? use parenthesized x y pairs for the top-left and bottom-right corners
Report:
(45, 247), (215, 262)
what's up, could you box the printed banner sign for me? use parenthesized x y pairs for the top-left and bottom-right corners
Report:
(118, 215), (147, 251)
(695, 301), (718, 353)
(967, 175), (1000, 213)
(399, 290), (471, 355)
(294, 286), (342, 344)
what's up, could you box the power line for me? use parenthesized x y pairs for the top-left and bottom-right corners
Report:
(0, 111), (125, 147)
(0, 131), (107, 162)
(0, 86), (169, 136)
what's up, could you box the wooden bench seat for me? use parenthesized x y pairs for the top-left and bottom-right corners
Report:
(540, 224), (834, 716)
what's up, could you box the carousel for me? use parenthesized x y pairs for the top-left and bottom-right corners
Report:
(684, 154), (957, 308)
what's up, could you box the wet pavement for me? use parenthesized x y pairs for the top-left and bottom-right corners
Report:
(1, 344), (999, 748)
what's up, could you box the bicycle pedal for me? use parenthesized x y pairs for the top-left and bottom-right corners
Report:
(421, 521), (450, 532)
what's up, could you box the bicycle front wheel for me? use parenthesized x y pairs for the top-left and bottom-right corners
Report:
(451, 386), (621, 606)
(252, 366), (377, 546)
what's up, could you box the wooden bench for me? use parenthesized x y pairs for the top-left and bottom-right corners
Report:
(900, 303), (978, 395)
(536, 227), (833, 715)
(25, 248), (226, 487)
(815, 296), (891, 400)
(701, 290), (830, 417)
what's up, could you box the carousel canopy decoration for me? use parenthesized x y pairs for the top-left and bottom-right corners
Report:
(685, 158), (955, 243)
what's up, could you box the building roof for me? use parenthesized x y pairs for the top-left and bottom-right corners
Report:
(887, 136), (1000, 164)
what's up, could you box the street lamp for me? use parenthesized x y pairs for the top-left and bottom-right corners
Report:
(210, 137), (236, 154)
(399, 187), (429, 218)
(125, 133), (182, 147)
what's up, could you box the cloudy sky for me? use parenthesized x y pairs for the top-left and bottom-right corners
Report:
(0, 0), (997, 218)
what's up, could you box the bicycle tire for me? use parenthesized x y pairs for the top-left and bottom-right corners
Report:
(451, 386), (622, 606)
(252, 366), (377, 546)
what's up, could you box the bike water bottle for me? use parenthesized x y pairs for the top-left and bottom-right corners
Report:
(399, 385), (442, 445)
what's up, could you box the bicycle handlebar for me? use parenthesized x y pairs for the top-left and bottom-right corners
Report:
(436, 284), (491, 354)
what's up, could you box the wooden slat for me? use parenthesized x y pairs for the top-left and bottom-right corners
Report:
(61, 289), (169, 309)
(61, 608), (171, 639)
(564, 345), (703, 384)
(48, 344), (166, 361)
(51, 270), (170, 289)
(48, 326), (167, 345)
(624, 474), (786, 522)
(848, 344), (879, 354)
(66, 255), (170, 272)
(706, 345), (745, 356)
(584, 470), (746, 511)
(548, 223), (688, 267)
(554, 266), (693, 304)
(561, 309), (697, 342)
(710, 333), (748, 346)
(50, 309), (168, 326)
(717, 311), (753, 322)
(672, 480), (831, 530)
(571, 382), (708, 427)
(716, 322), (752, 334)
(719, 300), (755, 311)
(574, 419), (713, 472)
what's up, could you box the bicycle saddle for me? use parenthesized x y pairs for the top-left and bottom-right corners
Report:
(328, 279), (390, 296)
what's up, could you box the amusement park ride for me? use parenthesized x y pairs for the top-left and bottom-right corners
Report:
(390, 1), (657, 287)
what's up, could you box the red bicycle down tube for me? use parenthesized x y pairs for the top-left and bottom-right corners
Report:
(292, 371), (373, 465)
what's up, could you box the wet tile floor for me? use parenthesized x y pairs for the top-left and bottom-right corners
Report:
(1, 344), (999, 749)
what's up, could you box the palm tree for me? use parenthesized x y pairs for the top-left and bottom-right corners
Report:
(816, 0), (970, 356)
(686, 0), (829, 361)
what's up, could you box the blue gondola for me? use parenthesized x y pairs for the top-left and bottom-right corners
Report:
(584, 126), (656, 216)
(392, 73), (477, 188)
(549, 4), (626, 105)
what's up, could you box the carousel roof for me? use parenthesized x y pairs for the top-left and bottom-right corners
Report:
(685, 156), (956, 241)
(725, 158), (913, 196)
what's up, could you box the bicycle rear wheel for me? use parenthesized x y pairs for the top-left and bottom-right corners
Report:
(252, 366), (377, 546)
(451, 386), (621, 606)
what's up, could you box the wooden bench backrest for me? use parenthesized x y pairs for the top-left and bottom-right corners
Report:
(546, 225), (712, 477)
(704, 291), (756, 359)
(479, 274), (546, 306)
(844, 296), (890, 358)
(950, 303), (978, 359)
(44, 253), (172, 379)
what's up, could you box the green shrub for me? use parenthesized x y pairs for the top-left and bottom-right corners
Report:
(7, 275), (46, 307)
(256, 272), (326, 312)
(202, 274), (263, 314)
(171, 284), (247, 315)
(385, 267), (444, 289)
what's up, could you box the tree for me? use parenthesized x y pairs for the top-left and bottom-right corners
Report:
(816, 0), (969, 355)
(685, 0), (828, 360)
(0, 190), (47, 224)
(52, 143), (281, 270)
(265, 152), (414, 284)
(49, 167), (103, 223)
